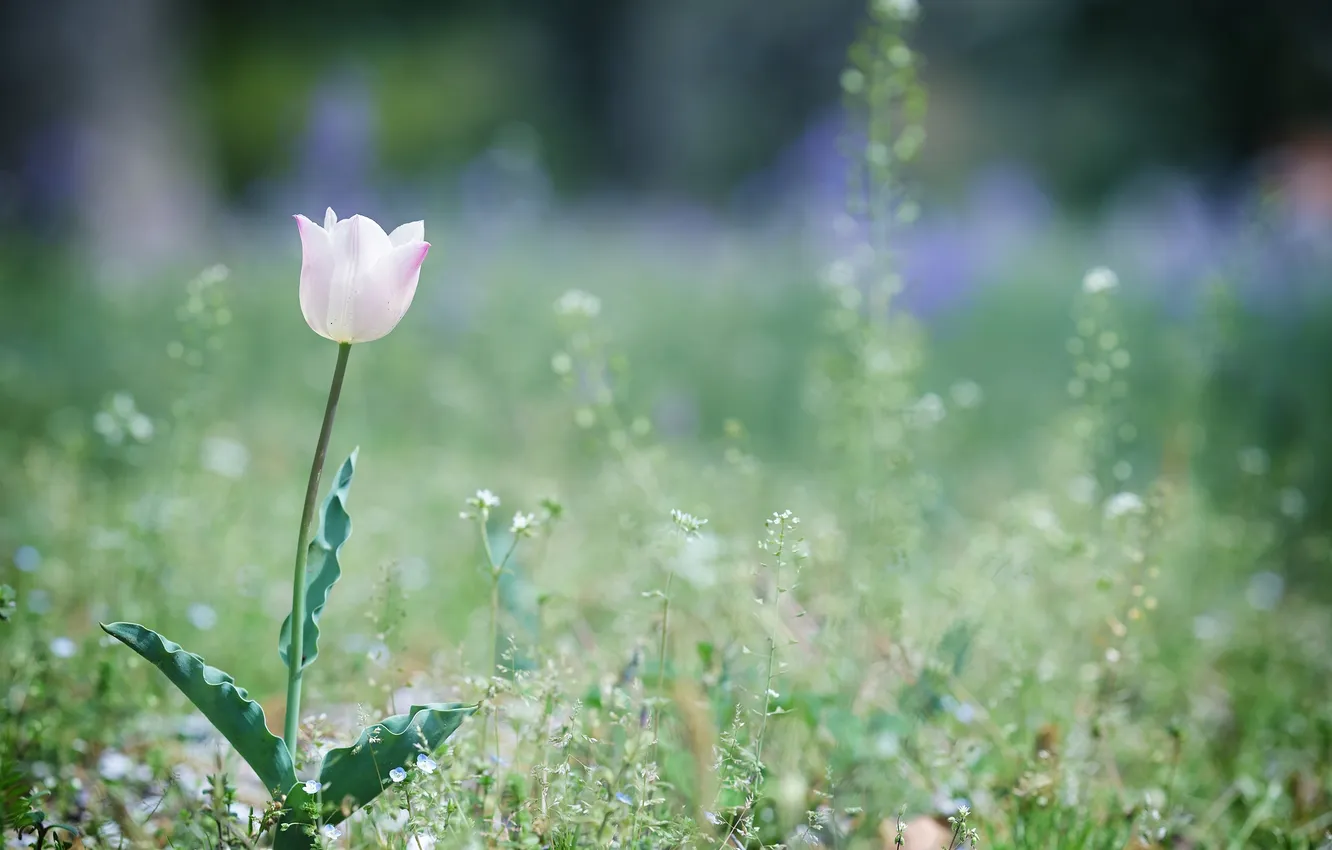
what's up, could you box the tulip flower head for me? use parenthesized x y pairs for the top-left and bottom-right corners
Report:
(295, 208), (431, 344)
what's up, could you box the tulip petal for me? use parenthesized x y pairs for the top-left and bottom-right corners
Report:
(295, 215), (337, 341)
(324, 207), (337, 230)
(331, 215), (392, 276)
(324, 215), (393, 342)
(346, 241), (430, 343)
(389, 220), (425, 247)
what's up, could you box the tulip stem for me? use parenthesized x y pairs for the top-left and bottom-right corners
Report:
(284, 342), (352, 758)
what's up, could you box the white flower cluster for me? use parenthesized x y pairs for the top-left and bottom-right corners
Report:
(554, 289), (602, 319)
(670, 508), (709, 539)
(461, 489), (501, 520)
(1082, 266), (1119, 294)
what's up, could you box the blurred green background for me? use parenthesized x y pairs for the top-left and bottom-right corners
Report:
(3, 0), (1332, 531)
(3, 0), (1332, 656)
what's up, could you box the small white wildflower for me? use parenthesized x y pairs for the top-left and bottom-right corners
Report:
(554, 289), (601, 318)
(303, 779), (322, 794)
(765, 509), (800, 531)
(510, 511), (536, 535)
(463, 489), (502, 519)
(49, 637), (76, 658)
(321, 823), (340, 841)
(670, 509), (708, 539)
(187, 603), (217, 631)
(1105, 647), (1121, 664)
(1104, 491), (1145, 520)
(1082, 266), (1119, 294)
(416, 753), (437, 774)
(389, 766), (407, 783)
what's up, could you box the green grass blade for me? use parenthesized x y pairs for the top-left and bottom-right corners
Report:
(283, 703), (473, 827)
(100, 622), (296, 797)
(278, 449), (357, 672)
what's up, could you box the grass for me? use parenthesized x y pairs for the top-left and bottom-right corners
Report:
(2, 210), (1332, 850)
(4, 8), (1332, 841)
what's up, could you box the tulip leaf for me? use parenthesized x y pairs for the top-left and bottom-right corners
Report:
(100, 622), (296, 797)
(279, 449), (357, 672)
(280, 703), (473, 828)
(271, 815), (318, 850)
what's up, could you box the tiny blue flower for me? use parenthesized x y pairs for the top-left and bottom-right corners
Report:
(303, 780), (321, 794)
(321, 823), (340, 840)
(416, 754), (437, 774)
(389, 767), (407, 783)
(616, 792), (633, 805)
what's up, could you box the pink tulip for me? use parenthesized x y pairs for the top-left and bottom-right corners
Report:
(294, 208), (431, 344)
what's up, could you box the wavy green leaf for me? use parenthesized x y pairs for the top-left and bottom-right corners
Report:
(281, 703), (472, 828)
(279, 449), (357, 672)
(100, 622), (296, 796)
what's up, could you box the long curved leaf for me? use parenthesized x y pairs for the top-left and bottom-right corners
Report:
(279, 449), (357, 672)
(281, 703), (472, 828)
(101, 622), (295, 796)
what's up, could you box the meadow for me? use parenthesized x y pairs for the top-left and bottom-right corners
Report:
(6, 11), (1332, 850)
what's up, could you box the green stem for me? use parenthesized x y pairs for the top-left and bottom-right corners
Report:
(284, 342), (352, 757)
(753, 636), (775, 786)
(476, 521), (519, 822)
(652, 571), (674, 750)
(489, 570), (501, 678)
